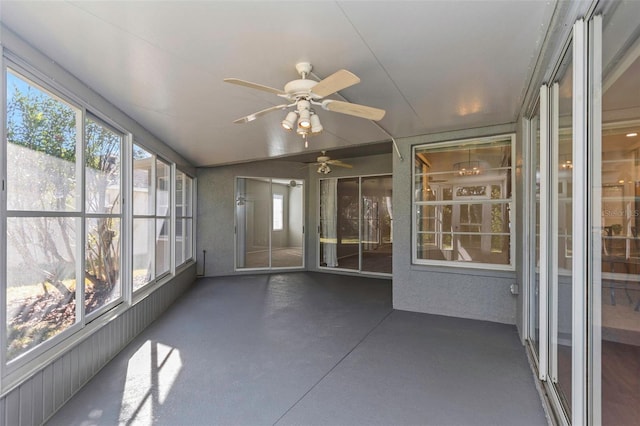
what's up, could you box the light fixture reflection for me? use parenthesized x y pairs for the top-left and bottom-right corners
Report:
(317, 163), (331, 174)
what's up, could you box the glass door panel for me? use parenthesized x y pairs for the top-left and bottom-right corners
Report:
(236, 177), (271, 269)
(319, 177), (359, 270)
(599, 5), (640, 424)
(319, 178), (339, 268)
(271, 179), (304, 268)
(236, 177), (304, 270)
(552, 54), (573, 416)
(361, 176), (393, 274)
(529, 102), (542, 361)
(335, 178), (359, 270)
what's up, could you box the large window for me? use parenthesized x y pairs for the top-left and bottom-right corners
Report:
(3, 63), (196, 370)
(5, 68), (124, 362)
(413, 135), (514, 269)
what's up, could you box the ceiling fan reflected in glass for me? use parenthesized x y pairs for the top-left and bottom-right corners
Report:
(314, 151), (353, 174)
(224, 62), (385, 147)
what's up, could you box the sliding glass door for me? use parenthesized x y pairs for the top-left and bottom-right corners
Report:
(319, 175), (392, 275)
(235, 177), (304, 270)
(551, 55), (574, 416)
(527, 8), (640, 422)
(527, 42), (574, 422)
(596, 4), (640, 424)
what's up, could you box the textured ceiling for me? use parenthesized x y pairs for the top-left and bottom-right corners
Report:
(1, 1), (557, 167)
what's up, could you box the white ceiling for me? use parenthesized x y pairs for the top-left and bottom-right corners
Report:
(1, 1), (557, 167)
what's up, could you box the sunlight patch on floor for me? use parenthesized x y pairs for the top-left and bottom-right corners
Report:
(120, 340), (182, 424)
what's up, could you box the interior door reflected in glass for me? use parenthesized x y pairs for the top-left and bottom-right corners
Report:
(235, 177), (304, 270)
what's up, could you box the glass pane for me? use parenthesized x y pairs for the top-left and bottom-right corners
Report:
(271, 179), (304, 268)
(6, 70), (80, 212)
(184, 175), (193, 217)
(336, 178), (359, 270)
(176, 218), (185, 267)
(319, 179), (339, 268)
(416, 205), (437, 234)
(133, 145), (154, 216)
(85, 217), (121, 315)
(362, 176), (392, 274)
(320, 178), (359, 270)
(156, 218), (170, 276)
(600, 4), (640, 424)
(530, 102), (541, 357)
(185, 218), (193, 261)
(554, 53), (573, 414)
(156, 159), (170, 217)
(413, 136), (512, 267)
(236, 178), (270, 269)
(175, 171), (184, 217)
(6, 217), (79, 361)
(133, 218), (154, 291)
(85, 117), (122, 214)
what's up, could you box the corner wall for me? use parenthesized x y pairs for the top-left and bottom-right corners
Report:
(392, 124), (520, 324)
(196, 160), (308, 276)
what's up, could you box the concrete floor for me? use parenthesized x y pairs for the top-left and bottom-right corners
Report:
(46, 272), (547, 425)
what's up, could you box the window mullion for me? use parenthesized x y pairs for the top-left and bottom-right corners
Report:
(77, 108), (86, 327)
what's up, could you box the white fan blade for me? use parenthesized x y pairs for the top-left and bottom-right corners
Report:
(232, 104), (289, 123)
(224, 78), (286, 96)
(322, 100), (386, 121)
(311, 70), (360, 98)
(327, 160), (353, 168)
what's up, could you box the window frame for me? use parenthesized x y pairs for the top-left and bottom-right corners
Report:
(2, 61), (131, 371)
(175, 169), (194, 268)
(83, 112), (126, 321)
(412, 134), (516, 271)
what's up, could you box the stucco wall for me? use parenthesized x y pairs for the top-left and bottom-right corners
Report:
(392, 124), (520, 324)
(196, 160), (308, 276)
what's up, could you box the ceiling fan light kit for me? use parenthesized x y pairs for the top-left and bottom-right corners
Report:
(225, 62), (386, 146)
(318, 163), (331, 174)
(310, 114), (323, 134)
(281, 111), (297, 130)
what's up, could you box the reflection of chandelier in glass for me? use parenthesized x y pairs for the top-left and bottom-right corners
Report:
(560, 154), (573, 170)
(453, 149), (481, 176)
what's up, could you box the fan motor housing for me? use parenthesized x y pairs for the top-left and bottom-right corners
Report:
(284, 79), (319, 99)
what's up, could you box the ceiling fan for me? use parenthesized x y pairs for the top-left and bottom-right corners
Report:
(314, 151), (353, 174)
(224, 62), (385, 146)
